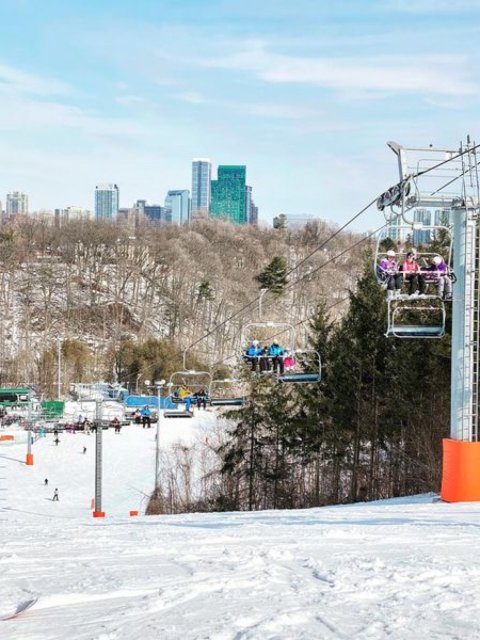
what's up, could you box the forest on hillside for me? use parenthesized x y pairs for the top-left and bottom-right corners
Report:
(148, 262), (450, 513)
(0, 216), (450, 508)
(0, 216), (363, 393)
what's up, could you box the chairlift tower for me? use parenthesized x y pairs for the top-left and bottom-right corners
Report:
(380, 138), (480, 501)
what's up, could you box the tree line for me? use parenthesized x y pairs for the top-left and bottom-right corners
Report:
(147, 257), (450, 514)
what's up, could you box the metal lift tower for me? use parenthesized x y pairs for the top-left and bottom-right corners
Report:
(381, 138), (480, 501)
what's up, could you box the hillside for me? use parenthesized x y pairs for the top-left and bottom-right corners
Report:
(1, 424), (479, 639)
(0, 217), (364, 393)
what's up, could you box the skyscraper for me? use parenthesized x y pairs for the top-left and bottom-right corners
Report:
(95, 184), (119, 219)
(210, 165), (247, 225)
(164, 190), (190, 225)
(413, 208), (432, 245)
(6, 191), (29, 216)
(191, 159), (211, 220)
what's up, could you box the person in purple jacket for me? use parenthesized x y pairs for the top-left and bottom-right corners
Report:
(377, 250), (402, 297)
(427, 255), (452, 300)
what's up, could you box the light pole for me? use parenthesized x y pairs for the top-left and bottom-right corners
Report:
(57, 338), (62, 399)
(93, 396), (105, 517)
(25, 388), (34, 465)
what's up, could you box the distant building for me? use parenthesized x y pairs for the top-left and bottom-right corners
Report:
(191, 159), (211, 220)
(6, 192), (28, 216)
(55, 207), (92, 225)
(413, 209), (432, 245)
(144, 204), (165, 223)
(164, 190), (190, 225)
(211, 165), (247, 225)
(245, 186), (258, 225)
(95, 184), (119, 219)
(135, 200), (147, 211)
(384, 216), (405, 243)
(249, 201), (259, 225)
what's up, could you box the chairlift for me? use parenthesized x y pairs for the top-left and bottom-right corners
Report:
(209, 378), (246, 407)
(163, 408), (194, 419)
(385, 296), (446, 338)
(168, 370), (212, 405)
(278, 349), (322, 383)
(241, 321), (295, 375)
(374, 224), (453, 294)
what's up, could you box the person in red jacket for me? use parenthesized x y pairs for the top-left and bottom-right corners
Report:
(400, 251), (425, 296)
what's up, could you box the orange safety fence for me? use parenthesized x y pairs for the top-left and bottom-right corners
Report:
(441, 438), (480, 502)
(0, 435), (14, 441)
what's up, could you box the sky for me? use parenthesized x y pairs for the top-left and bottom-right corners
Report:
(3, 422), (480, 639)
(1, 0), (480, 230)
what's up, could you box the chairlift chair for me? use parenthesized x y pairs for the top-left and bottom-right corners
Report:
(385, 297), (446, 338)
(278, 349), (322, 383)
(163, 408), (194, 419)
(209, 378), (246, 407)
(241, 321), (295, 375)
(374, 223), (453, 290)
(168, 370), (212, 405)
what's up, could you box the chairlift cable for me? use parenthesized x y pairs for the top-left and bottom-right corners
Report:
(185, 147), (474, 356)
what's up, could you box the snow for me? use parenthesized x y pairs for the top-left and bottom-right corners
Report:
(2, 419), (480, 639)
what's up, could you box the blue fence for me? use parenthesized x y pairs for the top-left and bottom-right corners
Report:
(124, 395), (176, 410)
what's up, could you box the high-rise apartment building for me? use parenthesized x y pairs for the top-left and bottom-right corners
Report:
(191, 159), (211, 220)
(95, 183), (119, 219)
(210, 165), (247, 225)
(413, 208), (432, 245)
(165, 190), (190, 225)
(6, 191), (29, 216)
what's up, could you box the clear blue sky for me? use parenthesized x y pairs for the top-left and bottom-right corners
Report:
(1, 0), (480, 229)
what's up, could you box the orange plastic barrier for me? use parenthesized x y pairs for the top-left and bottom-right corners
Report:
(0, 435), (14, 441)
(93, 511), (106, 518)
(441, 438), (480, 502)
(25, 453), (34, 466)
(129, 510), (139, 517)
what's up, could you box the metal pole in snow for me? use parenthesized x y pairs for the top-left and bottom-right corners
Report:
(155, 381), (165, 490)
(93, 397), (105, 517)
(57, 338), (61, 399)
(26, 390), (33, 465)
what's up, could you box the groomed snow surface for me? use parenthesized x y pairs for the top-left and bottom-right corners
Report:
(2, 419), (480, 640)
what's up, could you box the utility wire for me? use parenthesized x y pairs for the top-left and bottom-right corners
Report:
(185, 143), (479, 357)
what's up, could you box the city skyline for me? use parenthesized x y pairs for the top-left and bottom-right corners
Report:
(1, 1), (480, 231)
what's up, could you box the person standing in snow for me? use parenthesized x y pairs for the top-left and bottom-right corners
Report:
(44, 478), (48, 486)
(140, 406), (152, 428)
(52, 488), (59, 502)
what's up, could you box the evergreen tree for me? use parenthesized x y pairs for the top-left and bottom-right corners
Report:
(255, 256), (288, 295)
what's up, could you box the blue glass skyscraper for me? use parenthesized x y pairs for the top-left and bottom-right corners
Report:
(191, 159), (211, 220)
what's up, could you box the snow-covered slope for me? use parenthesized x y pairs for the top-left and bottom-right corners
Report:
(2, 421), (480, 640)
